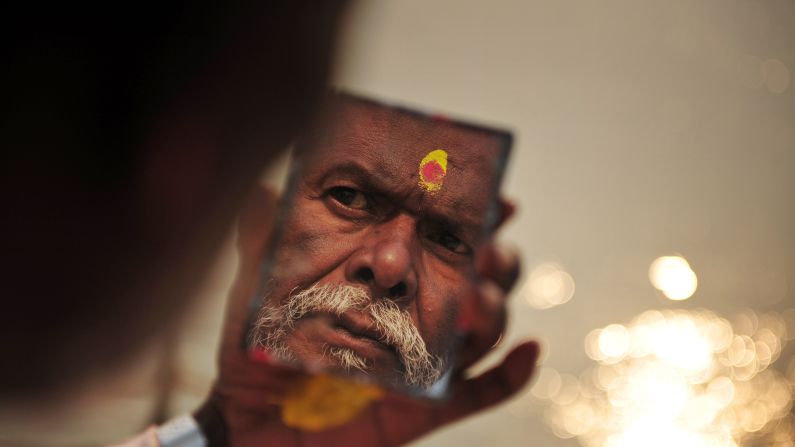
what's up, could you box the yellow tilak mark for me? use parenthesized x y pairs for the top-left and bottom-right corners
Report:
(280, 374), (384, 431)
(418, 149), (448, 193)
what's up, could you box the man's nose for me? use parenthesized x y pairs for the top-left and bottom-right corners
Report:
(344, 217), (418, 303)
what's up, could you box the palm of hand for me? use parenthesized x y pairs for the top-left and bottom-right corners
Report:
(204, 187), (538, 447)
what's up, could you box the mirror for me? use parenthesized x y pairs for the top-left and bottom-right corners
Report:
(246, 91), (512, 397)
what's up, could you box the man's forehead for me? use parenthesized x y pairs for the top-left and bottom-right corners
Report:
(322, 99), (505, 164)
(298, 96), (509, 228)
(309, 100), (504, 184)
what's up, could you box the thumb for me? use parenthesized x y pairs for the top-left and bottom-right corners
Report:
(371, 341), (539, 447)
(439, 341), (540, 424)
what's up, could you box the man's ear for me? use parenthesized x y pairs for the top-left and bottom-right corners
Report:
(495, 198), (517, 229)
(237, 183), (281, 271)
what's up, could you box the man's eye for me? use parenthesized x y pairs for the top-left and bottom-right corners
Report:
(429, 231), (469, 255)
(328, 186), (369, 210)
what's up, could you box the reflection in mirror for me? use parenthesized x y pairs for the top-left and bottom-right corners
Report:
(246, 91), (511, 397)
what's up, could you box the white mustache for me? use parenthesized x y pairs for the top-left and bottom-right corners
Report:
(252, 283), (444, 389)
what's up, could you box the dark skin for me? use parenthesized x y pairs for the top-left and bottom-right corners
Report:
(198, 116), (539, 446)
(264, 98), (513, 388)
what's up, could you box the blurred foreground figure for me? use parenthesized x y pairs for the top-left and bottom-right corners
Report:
(1, 1), (346, 398)
(1, 2), (538, 446)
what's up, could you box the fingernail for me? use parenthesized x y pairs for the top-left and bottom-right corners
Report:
(479, 280), (503, 309)
(494, 244), (513, 265)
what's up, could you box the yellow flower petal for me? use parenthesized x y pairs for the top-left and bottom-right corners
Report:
(280, 374), (385, 431)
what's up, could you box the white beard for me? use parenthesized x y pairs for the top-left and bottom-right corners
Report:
(251, 283), (446, 389)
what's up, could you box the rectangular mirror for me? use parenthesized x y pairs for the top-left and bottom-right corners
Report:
(245, 91), (512, 398)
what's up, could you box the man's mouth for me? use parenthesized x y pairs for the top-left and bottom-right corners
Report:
(328, 312), (397, 358)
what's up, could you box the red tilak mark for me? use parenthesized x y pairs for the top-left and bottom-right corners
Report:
(421, 161), (445, 183)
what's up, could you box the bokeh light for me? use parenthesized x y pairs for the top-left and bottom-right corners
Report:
(597, 324), (631, 361)
(532, 308), (795, 447)
(522, 262), (576, 309)
(649, 256), (698, 300)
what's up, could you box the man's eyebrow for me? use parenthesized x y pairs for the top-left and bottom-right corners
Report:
(421, 209), (484, 239)
(316, 161), (488, 236)
(315, 161), (392, 188)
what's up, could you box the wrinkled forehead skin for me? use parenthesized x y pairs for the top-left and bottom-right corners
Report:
(295, 96), (508, 232)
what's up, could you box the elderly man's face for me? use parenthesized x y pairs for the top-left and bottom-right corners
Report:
(254, 98), (506, 390)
